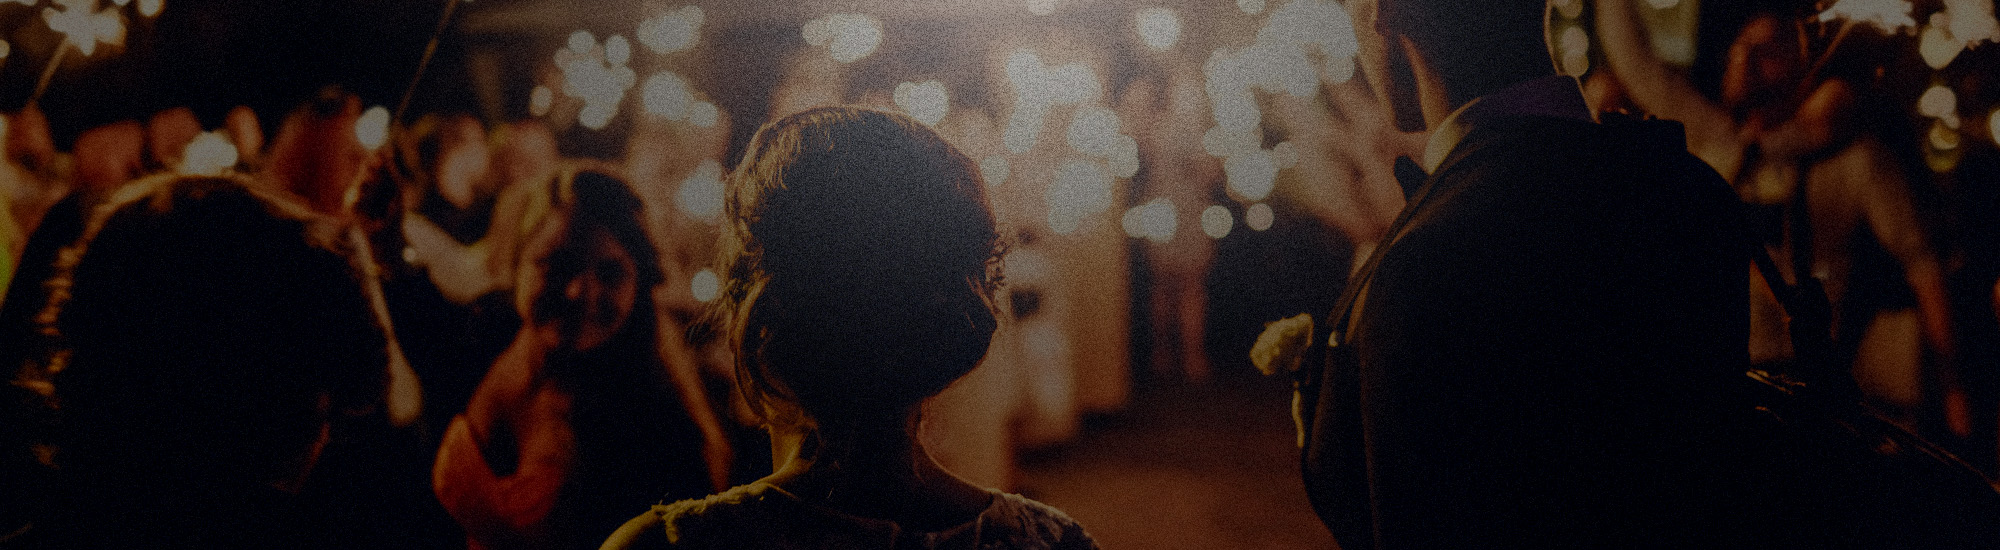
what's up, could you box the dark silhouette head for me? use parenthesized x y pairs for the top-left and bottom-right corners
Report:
(711, 106), (1003, 433)
(45, 174), (385, 496)
(1351, 0), (1557, 125)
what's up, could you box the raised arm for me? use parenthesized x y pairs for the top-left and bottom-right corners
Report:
(1593, 0), (1746, 176)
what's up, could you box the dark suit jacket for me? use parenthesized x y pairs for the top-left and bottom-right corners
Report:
(1301, 114), (1757, 548)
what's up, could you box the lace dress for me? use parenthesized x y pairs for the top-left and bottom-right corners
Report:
(599, 482), (1098, 550)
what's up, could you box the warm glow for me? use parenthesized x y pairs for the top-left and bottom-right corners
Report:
(1203, 126), (1259, 158)
(675, 159), (725, 220)
(568, 30), (596, 54)
(1047, 159), (1113, 235)
(1921, 20), (1964, 69)
(1272, 141), (1299, 169)
(177, 131), (237, 176)
(1109, 135), (1139, 179)
(44, 0), (126, 57)
(1988, 109), (2000, 146)
(355, 106), (391, 150)
(0, 39), (9, 59)
(638, 5), (704, 55)
(1944, 0), (2000, 45)
(1003, 49), (1103, 154)
(1065, 106), (1121, 157)
(530, 85), (554, 116)
(1919, 85), (1957, 119)
(1559, 26), (1591, 76)
(1, 115), (10, 145)
(1645, 0), (1681, 8)
(558, 30), (636, 130)
(1136, 8), (1181, 51)
(690, 268), (719, 302)
(1226, 149), (1278, 201)
(1027, 0), (1057, 16)
(643, 71), (695, 120)
(689, 101), (719, 128)
(980, 155), (1009, 188)
(1122, 198), (1177, 243)
(137, 0), (160, 17)
(1201, 205), (1233, 239)
(1929, 119), (1960, 150)
(808, 13), (882, 63)
(604, 35), (631, 66)
(1817, 0), (1917, 35)
(1552, 0), (1584, 19)
(893, 80), (950, 126)
(1245, 202), (1274, 231)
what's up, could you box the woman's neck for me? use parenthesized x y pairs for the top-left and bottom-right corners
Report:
(759, 415), (993, 528)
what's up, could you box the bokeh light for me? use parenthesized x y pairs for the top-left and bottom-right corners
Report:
(355, 106), (391, 150)
(1047, 159), (1113, 235)
(530, 85), (554, 116)
(177, 131), (237, 176)
(1066, 106), (1121, 157)
(688, 101), (719, 128)
(1271, 141), (1299, 169)
(1922, 18), (1964, 69)
(1646, 0), (1682, 9)
(557, 30), (637, 130)
(0, 39), (10, 60)
(1929, 119), (1960, 150)
(807, 13), (883, 63)
(643, 71), (695, 120)
(1201, 205), (1233, 239)
(1237, 0), (1265, 15)
(604, 35), (631, 66)
(638, 5), (704, 55)
(690, 268), (719, 302)
(1559, 25), (1591, 76)
(1245, 202), (1274, 231)
(44, 0), (126, 57)
(980, 155), (1010, 188)
(1552, 0), (1585, 19)
(675, 159), (725, 220)
(1122, 198), (1177, 243)
(1919, 85), (1957, 119)
(1108, 135), (1139, 179)
(1136, 8), (1181, 51)
(1944, 0), (2000, 45)
(1990, 108), (2000, 146)
(1027, 0), (1057, 16)
(893, 80), (950, 126)
(1817, 0), (1916, 35)
(137, 0), (160, 17)
(1225, 149), (1278, 201)
(1003, 50), (1103, 154)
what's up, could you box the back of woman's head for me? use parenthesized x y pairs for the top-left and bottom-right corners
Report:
(714, 106), (1002, 430)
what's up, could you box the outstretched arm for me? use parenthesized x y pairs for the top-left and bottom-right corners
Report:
(1594, 0), (1746, 176)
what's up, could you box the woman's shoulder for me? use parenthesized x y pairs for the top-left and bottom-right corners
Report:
(598, 484), (793, 550)
(979, 492), (1099, 550)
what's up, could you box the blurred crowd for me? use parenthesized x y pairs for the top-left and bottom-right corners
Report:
(0, 0), (1996, 547)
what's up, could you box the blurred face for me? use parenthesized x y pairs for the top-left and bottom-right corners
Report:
(1722, 16), (1802, 116)
(520, 217), (639, 353)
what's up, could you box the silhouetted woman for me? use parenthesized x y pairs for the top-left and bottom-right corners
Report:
(602, 107), (1097, 549)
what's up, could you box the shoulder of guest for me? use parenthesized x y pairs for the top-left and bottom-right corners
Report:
(988, 492), (1100, 549)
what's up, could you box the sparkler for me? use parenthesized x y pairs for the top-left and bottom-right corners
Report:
(30, 0), (126, 105)
(394, 0), (465, 124)
(1808, 0), (1915, 79)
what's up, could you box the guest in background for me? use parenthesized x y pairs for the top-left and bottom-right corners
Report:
(434, 168), (721, 550)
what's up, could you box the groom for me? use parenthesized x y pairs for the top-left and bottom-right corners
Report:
(1294, 0), (1761, 547)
